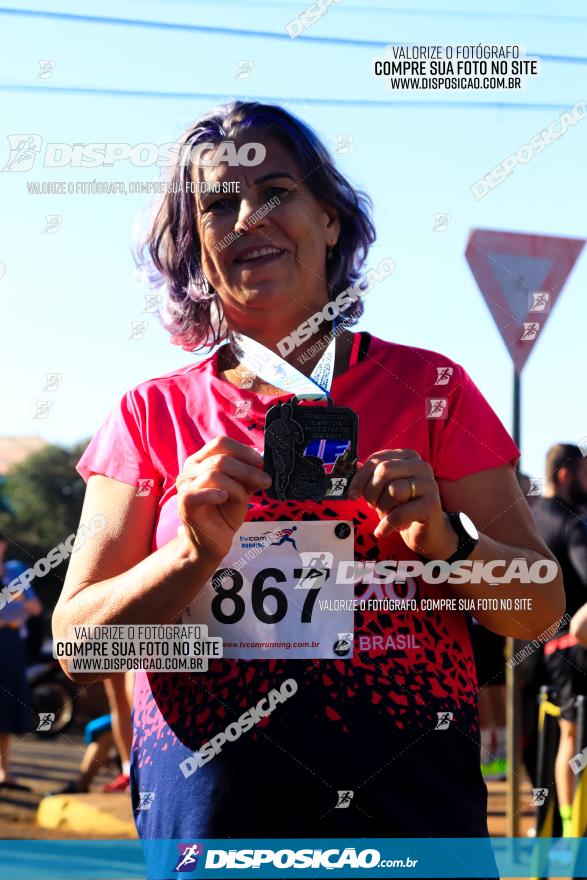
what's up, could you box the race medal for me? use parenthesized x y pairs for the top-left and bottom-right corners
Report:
(231, 328), (358, 500)
(182, 520), (355, 659)
(263, 396), (359, 502)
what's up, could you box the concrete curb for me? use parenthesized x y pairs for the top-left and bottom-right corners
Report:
(36, 793), (138, 837)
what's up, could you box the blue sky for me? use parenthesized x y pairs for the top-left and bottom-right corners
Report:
(0, 0), (586, 483)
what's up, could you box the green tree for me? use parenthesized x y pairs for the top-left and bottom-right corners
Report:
(0, 440), (90, 610)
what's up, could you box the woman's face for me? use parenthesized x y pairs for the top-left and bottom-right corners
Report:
(192, 133), (340, 340)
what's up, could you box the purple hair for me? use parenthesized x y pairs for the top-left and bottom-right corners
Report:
(136, 101), (376, 351)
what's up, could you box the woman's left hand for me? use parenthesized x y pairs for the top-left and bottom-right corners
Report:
(347, 449), (459, 559)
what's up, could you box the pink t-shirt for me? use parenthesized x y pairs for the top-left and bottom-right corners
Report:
(77, 332), (520, 837)
(78, 333), (518, 553)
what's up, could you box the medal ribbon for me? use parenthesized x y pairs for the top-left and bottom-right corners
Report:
(232, 324), (337, 401)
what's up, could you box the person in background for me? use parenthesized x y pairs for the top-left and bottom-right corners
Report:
(533, 444), (587, 837)
(47, 588), (133, 792)
(49, 714), (114, 795)
(50, 672), (135, 795)
(470, 620), (507, 780)
(516, 470), (543, 786)
(570, 603), (587, 647)
(472, 471), (541, 782)
(101, 672), (134, 792)
(0, 537), (42, 789)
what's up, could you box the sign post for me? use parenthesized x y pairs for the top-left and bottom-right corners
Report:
(465, 229), (585, 838)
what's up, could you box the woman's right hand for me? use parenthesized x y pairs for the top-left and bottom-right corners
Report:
(176, 436), (272, 562)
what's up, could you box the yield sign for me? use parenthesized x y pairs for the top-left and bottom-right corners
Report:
(465, 229), (585, 373)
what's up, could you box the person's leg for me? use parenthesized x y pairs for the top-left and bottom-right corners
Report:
(488, 683), (507, 760)
(124, 670), (135, 717)
(103, 674), (132, 770)
(555, 718), (577, 837)
(49, 726), (115, 795)
(477, 688), (493, 763)
(79, 731), (115, 789)
(0, 733), (14, 783)
(103, 675), (134, 790)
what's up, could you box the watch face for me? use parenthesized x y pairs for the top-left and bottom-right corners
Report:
(459, 512), (479, 541)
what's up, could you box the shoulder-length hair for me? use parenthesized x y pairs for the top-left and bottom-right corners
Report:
(136, 101), (376, 352)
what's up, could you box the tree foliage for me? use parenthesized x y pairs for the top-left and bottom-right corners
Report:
(0, 440), (90, 610)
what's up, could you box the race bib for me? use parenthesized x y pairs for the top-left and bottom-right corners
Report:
(183, 521), (355, 659)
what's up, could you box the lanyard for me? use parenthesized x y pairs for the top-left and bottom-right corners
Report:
(232, 327), (337, 401)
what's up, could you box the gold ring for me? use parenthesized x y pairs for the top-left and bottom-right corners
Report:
(407, 477), (416, 500)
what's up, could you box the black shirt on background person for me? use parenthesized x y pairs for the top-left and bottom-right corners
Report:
(533, 494), (587, 626)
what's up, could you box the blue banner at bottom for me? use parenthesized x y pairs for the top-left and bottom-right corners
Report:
(2, 837), (587, 879)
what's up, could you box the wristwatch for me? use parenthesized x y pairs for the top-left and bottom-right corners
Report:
(419, 511), (479, 564)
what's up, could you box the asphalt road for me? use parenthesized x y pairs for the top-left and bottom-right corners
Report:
(0, 729), (120, 840)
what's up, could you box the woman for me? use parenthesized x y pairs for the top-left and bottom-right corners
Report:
(53, 102), (563, 866)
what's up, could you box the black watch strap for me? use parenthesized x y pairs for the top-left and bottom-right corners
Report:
(444, 511), (479, 564)
(419, 511), (479, 564)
